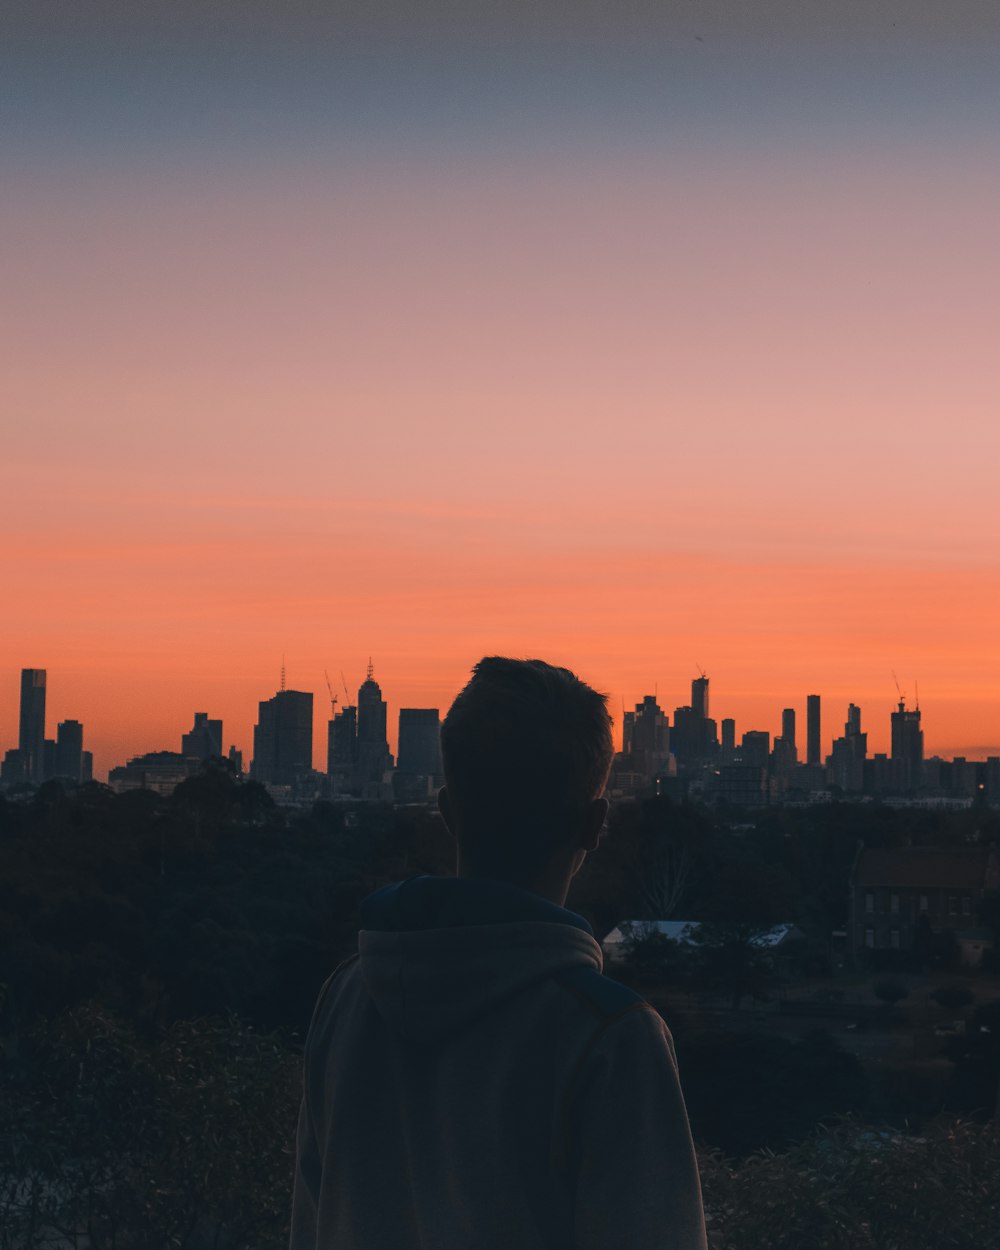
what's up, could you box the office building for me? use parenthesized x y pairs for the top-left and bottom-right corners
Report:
(19, 668), (46, 783)
(328, 704), (359, 791)
(182, 712), (223, 759)
(720, 717), (736, 760)
(671, 675), (718, 766)
(890, 700), (923, 793)
(252, 688), (314, 787)
(740, 730), (771, 770)
(621, 695), (671, 780)
(396, 709), (442, 778)
(357, 661), (392, 797)
(806, 694), (821, 766)
(828, 703), (867, 793)
(54, 719), (84, 782)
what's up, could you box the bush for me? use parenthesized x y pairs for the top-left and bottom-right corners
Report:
(0, 1005), (298, 1250)
(700, 1116), (1000, 1250)
(930, 985), (975, 1013)
(872, 978), (909, 1007)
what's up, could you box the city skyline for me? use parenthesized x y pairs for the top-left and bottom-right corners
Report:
(3, 661), (998, 785)
(5, 3), (1000, 784)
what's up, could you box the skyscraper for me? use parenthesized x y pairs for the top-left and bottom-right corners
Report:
(890, 700), (923, 793)
(182, 712), (223, 759)
(252, 688), (313, 786)
(396, 709), (442, 779)
(328, 704), (359, 791)
(671, 674), (717, 766)
(357, 661), (392, 797)
(806, 695), (821, 765)
(622, 695), (671, 778)
(781, 708), (796, 750)
(828, 704), (867, 793)
(19, 668), (46, 783)
(54, 719), (84, 782)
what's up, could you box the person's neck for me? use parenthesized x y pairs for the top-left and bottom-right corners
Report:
(455, 853), (573, 908)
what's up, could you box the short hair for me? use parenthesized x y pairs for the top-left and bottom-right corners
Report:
(440, 657), (614, 867)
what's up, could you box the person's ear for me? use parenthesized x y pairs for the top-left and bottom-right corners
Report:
(580, 797), (609, 853)
(437, 786), (456, 838)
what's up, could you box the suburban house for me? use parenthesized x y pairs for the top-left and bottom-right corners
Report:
(848, 846), (1000, 965)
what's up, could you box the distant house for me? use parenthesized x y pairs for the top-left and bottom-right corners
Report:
(848, 846), (1000, 966)
(602, 920), (804, 965)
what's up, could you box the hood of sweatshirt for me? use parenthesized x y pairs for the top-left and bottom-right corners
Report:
(358, 875), (604, 1044)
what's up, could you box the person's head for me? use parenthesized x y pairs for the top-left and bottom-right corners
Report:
(439, 657), (614, 898)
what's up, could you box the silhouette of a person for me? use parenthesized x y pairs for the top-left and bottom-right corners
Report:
(291, 656), (707, 1249)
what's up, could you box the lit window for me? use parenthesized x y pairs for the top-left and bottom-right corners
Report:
(890, 894), (900, 914)
(864, 927), (875, 949)
(865, 892), (875, 914)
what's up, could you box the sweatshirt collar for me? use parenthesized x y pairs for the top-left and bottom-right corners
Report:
(360, 874), (593, 936)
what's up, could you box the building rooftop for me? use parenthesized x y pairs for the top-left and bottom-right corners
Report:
(853, 846), (1000, 890)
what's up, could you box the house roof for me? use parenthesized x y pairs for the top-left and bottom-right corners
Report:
(602, 920), (803, 950)
(853, 847), (999, 890)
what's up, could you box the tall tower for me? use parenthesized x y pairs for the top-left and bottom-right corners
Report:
(691, 675), (709, 720)
(357, 660), (392, 797)
(54, 720), (84, 782)
(251, 686), (313, 786)
(182, 712), (224, 759)
(19, 668), (46, 783)
(781, 708), (796, 751)
(890, 700), (923, 792)
(806, 694), (821, 765)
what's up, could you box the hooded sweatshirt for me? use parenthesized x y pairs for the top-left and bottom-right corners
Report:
(290, 876), (706, 1250)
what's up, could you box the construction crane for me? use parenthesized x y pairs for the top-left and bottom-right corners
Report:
(341, 671), (351, 703)
(324, 670), (338, 719)
(892, 671), (906, 706)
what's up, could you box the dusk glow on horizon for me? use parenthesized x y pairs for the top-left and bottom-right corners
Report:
(4, 1), (1000, 779)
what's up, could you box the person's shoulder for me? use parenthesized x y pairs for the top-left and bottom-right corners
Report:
(553, 965), (649, 1024)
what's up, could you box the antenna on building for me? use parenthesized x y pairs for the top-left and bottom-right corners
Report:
(915, 680), (920, 710)
(367, 656), (374, 681)
(324, 670), (338, 719)
(280, 655), (286, 692)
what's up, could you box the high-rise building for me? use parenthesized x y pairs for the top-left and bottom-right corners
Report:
(740, 730), (771, 770)
(328, 705), (359, 791)
(357, 661), (392, 797)
(621, 695), (671, 779)
(182, 712), (223, 759)
(721, 717), (736, 758)
(806, 694), (821, 765)
(781, 708), (796, 750)
(671, 674), (718, 766)
(251, 688), (313, 787)
(54, 719), (84, 782)
(396, 709), (442, 778)
(19, 668), (46, 783)
(828, 704), (867, 793)
(890, 700), (923, 793)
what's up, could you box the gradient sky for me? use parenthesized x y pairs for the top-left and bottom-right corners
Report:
(3, 2), (1000, 778)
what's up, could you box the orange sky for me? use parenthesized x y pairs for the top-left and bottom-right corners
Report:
(4, 6), (1000, 779)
